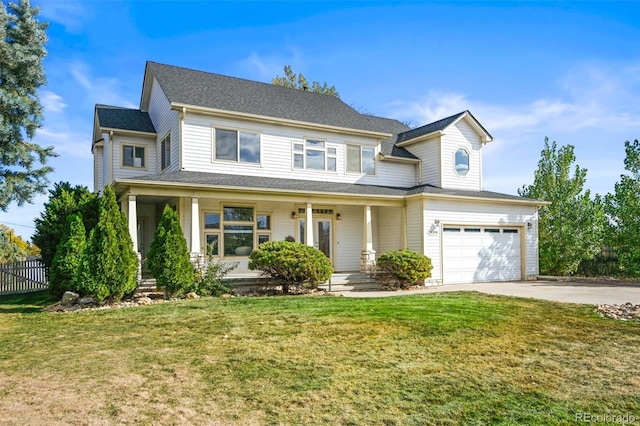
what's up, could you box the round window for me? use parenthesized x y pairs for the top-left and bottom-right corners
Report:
(455, 148), (469, 176)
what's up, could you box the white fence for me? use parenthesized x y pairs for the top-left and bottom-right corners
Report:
(0, 258), (49, 295)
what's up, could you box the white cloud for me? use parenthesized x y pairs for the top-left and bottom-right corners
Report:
(36, 0), (90, 33)
(236, 47), (303, 81)
(40, 90), (67, 113)
(35, 128), (92, 160)
(70, 62), (136, 109)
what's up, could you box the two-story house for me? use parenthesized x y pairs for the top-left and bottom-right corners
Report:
(92, 61), (543, 285)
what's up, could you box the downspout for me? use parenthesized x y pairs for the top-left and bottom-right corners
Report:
(179, 107), (186, 170)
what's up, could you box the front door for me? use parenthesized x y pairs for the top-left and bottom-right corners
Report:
(315, 219), (331, 260)
(298, 218), (332, 263)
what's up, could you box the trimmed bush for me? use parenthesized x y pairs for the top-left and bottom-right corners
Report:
(376, 249), (433, 289)
(79, 186), (138, 301)
(49, 214), (86, 297)
(248, 240), (333, 294)
(147, 205), (194, 297)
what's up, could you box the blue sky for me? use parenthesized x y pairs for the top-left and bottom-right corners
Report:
(3, 0), (640, 240)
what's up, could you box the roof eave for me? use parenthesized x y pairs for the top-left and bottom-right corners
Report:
(405, 191), (549, 206)
(113, 178), (406, 200)
(98, 127), (157, 137)
(171, 103), (393, 139)
(379, 153), (420, 163)
(395, 130), (442, 147)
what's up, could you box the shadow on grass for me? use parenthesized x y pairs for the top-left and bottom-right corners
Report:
(0, 290), (55, 314)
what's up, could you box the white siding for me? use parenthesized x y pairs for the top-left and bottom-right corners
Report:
(111, 134), (157, 180)
(334, 204), (363, 271)
(405, 199), (424, 253)
(148, 78), (179, 172)
(374, 206), (403, 254)
(423, 198), (538, 283)
(181, 112), (416, 187)
(404, 136), (441, 186)
(94, 146), (104, 192)
(440, 119), (482, 191)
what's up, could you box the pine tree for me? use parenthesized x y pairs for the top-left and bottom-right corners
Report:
(147, 204), (194, 297)
(272, 65), (340, 98)
(79, 186), (137, 301)
(49, 213), (85, 297)
(0, 0), (56, 210)
(0, 225), (26, 263)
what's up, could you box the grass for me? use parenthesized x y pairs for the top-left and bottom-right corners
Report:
(1, 291), (639, 425)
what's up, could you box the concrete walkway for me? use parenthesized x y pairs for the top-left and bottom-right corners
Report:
(339, 280), (640, 305)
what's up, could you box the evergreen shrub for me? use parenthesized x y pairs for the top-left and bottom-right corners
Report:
(248, 240), (333, 294)
(147, 205), (194, 297)
(376, 249), (433, 289)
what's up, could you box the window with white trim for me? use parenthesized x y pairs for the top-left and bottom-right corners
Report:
(346, 144), (375, 174)
(293, 139), (336, 171)
(161, 134), (171, 170)
(257, 213), (271, 246)
(455, 148), (470, 176)
(122, 145), (145, 168)
(214, 128), (260, 163)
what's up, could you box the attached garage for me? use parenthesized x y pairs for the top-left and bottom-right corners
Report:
(442, 226), (522, 284)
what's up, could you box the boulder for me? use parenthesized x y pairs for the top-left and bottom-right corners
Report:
(61, 291), (79, 306)
(186, 292), (200, 299)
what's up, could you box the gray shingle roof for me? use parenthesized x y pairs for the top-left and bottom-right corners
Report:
(146, 62), (407, 135)
(395, 111), (467, 144)
(95, 104), (156, 133)
(119, 170), (539, 203)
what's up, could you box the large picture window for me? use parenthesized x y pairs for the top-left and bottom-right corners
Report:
(203, 207), (274, 256)
(122, 145), (145, 168)
(293, 139), (336, 171)
(215, 129), (260, 163)
(346, 144), (375, 175)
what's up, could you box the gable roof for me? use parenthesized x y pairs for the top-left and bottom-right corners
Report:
(95, 104), (156, 134)
(394, 110), (493, 146)
(142, 61), (408, 136)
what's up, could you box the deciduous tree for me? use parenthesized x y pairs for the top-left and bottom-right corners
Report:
(0, 225), (25, 263)
(519, 138), (606, 275)
(272, 65), (339, 97)
(605, 139), (640, 277)
(0, 0), (56, 210)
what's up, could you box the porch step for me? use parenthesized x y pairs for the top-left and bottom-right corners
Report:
(136, 278), (157, 292)
(319, 273), (380, 292)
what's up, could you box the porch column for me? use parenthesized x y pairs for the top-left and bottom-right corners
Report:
(190, 197), (200, 253)
(190, 197), (204, 271)
(361, 205), (376, 274)
(128, 195), (138, 252)
(305, 203), (314, 247)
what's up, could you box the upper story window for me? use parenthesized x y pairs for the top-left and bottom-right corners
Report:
(161, 134), (171, 170)
(455, 148), (470, 176)
(122, 145), (145, 168)
(346, 144), (376, 175)
(214, 128), (260, 163)
(293, 139), (336, 171)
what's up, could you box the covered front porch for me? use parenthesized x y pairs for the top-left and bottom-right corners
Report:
(116, 181), (408, 276)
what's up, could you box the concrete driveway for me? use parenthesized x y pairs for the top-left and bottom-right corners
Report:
(340, 280), (640, 305)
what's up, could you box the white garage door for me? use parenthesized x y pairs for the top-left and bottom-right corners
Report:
(442, 226), (522, 284)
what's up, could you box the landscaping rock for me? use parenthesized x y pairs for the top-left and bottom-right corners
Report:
(61, 291), (79, 306)
(135, 296), (153, 305)
(78, 297), (97, 306)
(597, 303), (640, 321)
(186, 292), (200, 299)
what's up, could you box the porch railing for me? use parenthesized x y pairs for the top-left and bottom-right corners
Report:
(0, 257), (49, 295)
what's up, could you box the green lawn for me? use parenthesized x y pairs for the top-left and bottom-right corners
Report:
(1, 291), (639, 425)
